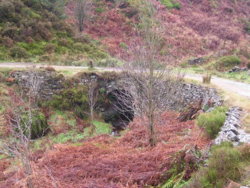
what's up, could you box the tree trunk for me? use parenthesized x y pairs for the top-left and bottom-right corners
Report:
(89, 106), (95, 135)
(148, 63), (156, 146)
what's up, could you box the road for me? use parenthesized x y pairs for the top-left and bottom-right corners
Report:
(0, 62), (250, 99)
(185, 74), (250, 99)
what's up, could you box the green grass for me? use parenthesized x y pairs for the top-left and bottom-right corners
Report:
(52, 130), (85, 144)
(92, 120), (112, 135)
(50, 120), (111, 144)
(215, 56), (241, 71)
(187, 142), (245, 188)
(83, 121), (112, 137)
(161, 0), (181, 9)
(178, 65), (250, 84)
(0, 154), (6, 160)
(215, 71), (250, 84)
(197, 106), (227, 139)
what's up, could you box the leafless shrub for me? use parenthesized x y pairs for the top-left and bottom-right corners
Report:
(113, 0), (184, 146)
(0, 69), (43, 188)
(74, 0), (92, 32)
(86, 75), (99, 134)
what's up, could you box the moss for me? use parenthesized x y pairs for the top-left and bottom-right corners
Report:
(45, 86), (89, 119)
(20, 110), (49, 139)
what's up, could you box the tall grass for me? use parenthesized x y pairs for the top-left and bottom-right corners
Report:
(197, 106), (227, 139)
(185, 143), (250, 188)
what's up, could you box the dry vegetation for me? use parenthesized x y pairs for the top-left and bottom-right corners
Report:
(0, 112), (209, 188)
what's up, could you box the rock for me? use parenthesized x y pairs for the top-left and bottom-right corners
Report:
(226, 181), (241, 188)
(122, 7), (138, 18)
(118, 2), (129, 9)
(188, 57), (205, 65)
(228, 66), (248, 73)
(215, 107), (250, 145)
(10, 70), (65, 100)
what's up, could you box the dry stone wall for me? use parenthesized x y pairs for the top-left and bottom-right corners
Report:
(10, 70), (222, 110)
(10, 70), (65, 100)
(215, 107), (250, 145)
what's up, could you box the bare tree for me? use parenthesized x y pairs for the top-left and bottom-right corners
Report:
(115, 0), (183, 146)
(86, 75), (99, 134)
(74, 0), (92, 32)
(0, 69), (43, 188)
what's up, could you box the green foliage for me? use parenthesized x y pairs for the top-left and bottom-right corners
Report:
(17, 41), (47, 56)
(96, 57), (123, 67)
(52, 130), (85, 144)
(45, 86), (89, 119)
(20, 110), (49, 139)
(9, 46), (29, 58)
(0, 0), (109, 63)
(0, 154), (6, 160)
(119, 42), (128, 49)
(92, 121), (112, 135)
(0, 46), (9, 60)
(95, 7), (105, 13)
(161, 174), (187, 188)
(247, 63), (250, 69)
(215, 56), (241, 71)
(51, 121), (111, 143)
(197, 106), (227, 139)
(244, 21), (250, 34)
(161, 0), (181, 9)
(48, 110), (76, 134)
(186, 142), (242, 188)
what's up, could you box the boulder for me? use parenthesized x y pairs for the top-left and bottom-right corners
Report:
(188, 57), (205, 65)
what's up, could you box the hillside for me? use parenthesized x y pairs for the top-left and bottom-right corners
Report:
(66, 0), (250, 64)
(0, 0), (250, 188)
(0, 0), (108, 64)
(0, 0), (249, 65)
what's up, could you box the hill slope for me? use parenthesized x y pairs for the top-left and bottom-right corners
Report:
(0, 0), (108, 63)
(66, 0), (250, 64)
(0, 0), (249, 65)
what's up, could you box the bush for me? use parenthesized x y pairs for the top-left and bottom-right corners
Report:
(215, 56), (241, 71)
(247, 63), (250, 69)
(1, 36), (14, 48)
(44, 43), (56, 53)
(244, 21), (250, 35)
(0, 1), (15, 22)
(238, 144), (250, 161)
(197, 106), (227, 139)
(17, 110), (49, 139)
(45, 86), (89, 119)
(17, 41), (47, 56)
(161, 0), (181, 9)
(186, 142), (242, 188)
(9, 46), (29, 58)
(30, 111), (49, 139)
(2, 25), (20, 40)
